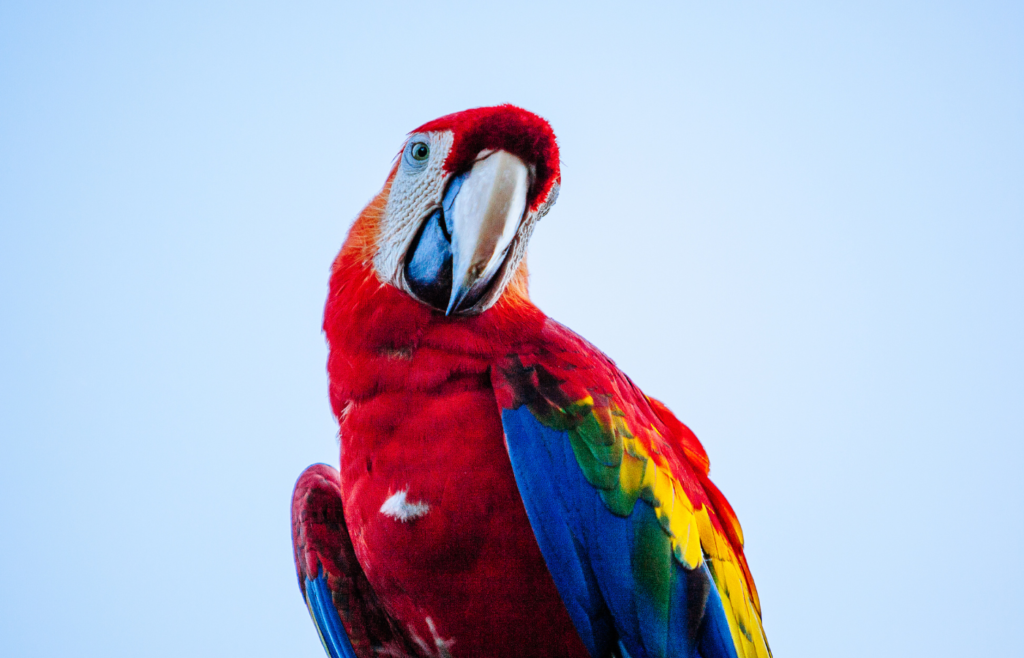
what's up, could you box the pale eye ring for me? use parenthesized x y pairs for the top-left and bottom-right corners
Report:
(410, 142), (430, 161)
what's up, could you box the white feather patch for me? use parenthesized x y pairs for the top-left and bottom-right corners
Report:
(379, 490), (431, 522)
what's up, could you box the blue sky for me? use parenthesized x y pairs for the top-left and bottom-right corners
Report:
(1, 2), (1021, 656)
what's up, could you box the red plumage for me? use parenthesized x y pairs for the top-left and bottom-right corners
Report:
(292, 465), (423, 655)
(323, 240), (589, 657)
(317, 108), (587, 654)
(294, 105), (768, 658)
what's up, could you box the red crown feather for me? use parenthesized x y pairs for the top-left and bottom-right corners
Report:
(413, 104), (560, 212)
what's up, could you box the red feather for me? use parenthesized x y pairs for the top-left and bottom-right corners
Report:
(310, 105), (765, 656)
(323, 188), (587, 656)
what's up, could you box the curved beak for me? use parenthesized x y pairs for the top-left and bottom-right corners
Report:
(403, 149), (529, 315)
(445, 151), (529, 314)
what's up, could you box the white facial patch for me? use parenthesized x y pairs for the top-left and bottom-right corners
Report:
(373, 127), (561, 314)
(379, 489), (431, 522)
(375, 130), (455, 287)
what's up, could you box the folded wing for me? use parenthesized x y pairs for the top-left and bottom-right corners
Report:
(291, 464), (425, 658)
(492, 321), (771, 658)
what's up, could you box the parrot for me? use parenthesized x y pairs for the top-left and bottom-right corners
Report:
(290, 105), (771, 658)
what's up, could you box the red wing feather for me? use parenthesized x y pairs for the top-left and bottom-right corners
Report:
(292, 464), (425, 658)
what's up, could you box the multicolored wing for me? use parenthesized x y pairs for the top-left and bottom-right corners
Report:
(291, 464), (425, 658)
(492, 321), (771, 658)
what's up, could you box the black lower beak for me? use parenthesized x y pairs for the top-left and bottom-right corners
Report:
(405, 171), (481, 312)
(404, 206), (453, 310)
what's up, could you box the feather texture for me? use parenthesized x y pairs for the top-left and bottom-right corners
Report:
(492, 320), (771, 658)
(291, 465), (426, 658)
(294, 105), (771, 658)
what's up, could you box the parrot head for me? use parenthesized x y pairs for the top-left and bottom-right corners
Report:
(369, 105), (560, 316)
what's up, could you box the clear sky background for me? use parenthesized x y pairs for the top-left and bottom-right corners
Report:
(1, 2), (1021, 657)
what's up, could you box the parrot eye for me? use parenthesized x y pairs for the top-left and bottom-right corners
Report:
(402, 138), (432, 170)
(410, 142), (430, 161)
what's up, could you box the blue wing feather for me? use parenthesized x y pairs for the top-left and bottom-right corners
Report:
(501, 406), (740, 658)
(695, 564), (741, 658)
(501, 405), (616, 656)
(304, 571), (358, 658)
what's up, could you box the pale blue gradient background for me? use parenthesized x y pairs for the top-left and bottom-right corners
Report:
(1, 2), (1021, 657)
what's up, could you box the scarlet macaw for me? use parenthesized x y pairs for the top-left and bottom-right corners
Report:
(291, 105), (771, 658)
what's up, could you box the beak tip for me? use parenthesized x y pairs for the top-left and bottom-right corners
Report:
(438, 150), (529, 318)
(445, 287), (465, 316)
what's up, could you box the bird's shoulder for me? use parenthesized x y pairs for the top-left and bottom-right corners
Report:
(491, 316), (765, 621)
(493, 317), (711, 497)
